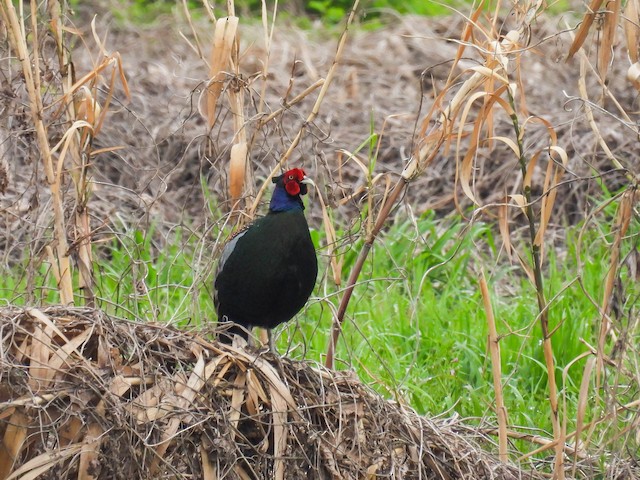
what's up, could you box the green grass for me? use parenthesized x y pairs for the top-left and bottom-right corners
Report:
(277, 204), (638, 442)
(95, 0), (459, 27)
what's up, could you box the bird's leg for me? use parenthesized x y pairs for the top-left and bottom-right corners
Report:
(246, 327), (254, 348)
(267, 330), (276, 353)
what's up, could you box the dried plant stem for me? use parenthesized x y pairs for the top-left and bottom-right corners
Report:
(1, 0), (73, 304)
(249, 0), (360, 217)
(258, 0), (277, 115)
(571, 355), (595, 476)
(257, 79), (325, 129)
(507, 90), (564, 478)
(205, 16), (239, 130)
(595, 190), (634, 383)
(50, 0), (96, 306)
(325, 178), (407, 369)
(480, 271), (508, 462)
(567, 0), (604, 59)
(517, 393), (640, 462)
(226, 18), (251, 207)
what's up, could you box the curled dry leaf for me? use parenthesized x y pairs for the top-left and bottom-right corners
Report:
(199, 16), (239, 128)
(628, 62), (640, 91)
(74, 86), (102, 127)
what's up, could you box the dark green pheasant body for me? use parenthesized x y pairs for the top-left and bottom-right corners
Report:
(215, 169), (318, 342)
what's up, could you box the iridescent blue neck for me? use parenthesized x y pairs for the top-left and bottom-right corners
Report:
(269, 186), (304, 212)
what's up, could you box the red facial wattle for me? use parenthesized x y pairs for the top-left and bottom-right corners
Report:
(285, 181), (301, 196)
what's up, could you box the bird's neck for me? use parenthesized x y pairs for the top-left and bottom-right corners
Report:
(269, 187), (304, 213)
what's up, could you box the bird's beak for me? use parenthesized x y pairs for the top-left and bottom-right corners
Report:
(300, 176), (316, 188)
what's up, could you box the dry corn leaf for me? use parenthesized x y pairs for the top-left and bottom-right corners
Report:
(5, 444), (83, 480)
(498, 199), (513, 262)
(174, 370), (190, 396)
(337, 149), (370, 177)
(269, 381), (288, 480)
(0, 411), (28, 479)
(74, 86), (102, 126)
(150, 355), (208, 475)
(229, 142), (247, 204)
(108, 374), (137, 397)
(58, 416), (83, 446)
(488, 136), (520, 157)
(78, 423), (103, 480)
(28, 322), (54, 391)
(245, 376), (261, 420)
(523, 151), (541, 190)
(624, 0), (640, 63)
(628, 62), (640, 90)
(567, 0), (605, 59)
(577, 55), (624, 170)
(534, 146), (568, 247)
(58, 52), (130, 129)
(0, 409), (16, 422)
(449, 0), (486, 84)
(509, 194), (528, 214)
(26, 309), (73, 355)
(599, 0), (620, 80)
(200, 444), (217, 480)
(229, 369), (247, 430)
(246, 366), (269, 405)
(130, 379), (173, 423)
(225, 346), (298, 410)
(97, 330), (112, 369)
(442, 22), (518, 127)
(234, 465), (252, 480)
(200, 16), (239, 128)
(367, 461), (383, 477)
(43, 326), (93, 387)
(456, 91), (488, 206)
(457, 86), (513, 206)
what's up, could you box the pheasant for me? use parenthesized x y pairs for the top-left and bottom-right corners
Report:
(214, 168), (318, 348)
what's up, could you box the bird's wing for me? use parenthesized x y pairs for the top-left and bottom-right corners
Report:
(217, 229), (247, 274)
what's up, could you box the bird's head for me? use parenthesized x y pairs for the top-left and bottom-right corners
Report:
(270, 168), (314, 212)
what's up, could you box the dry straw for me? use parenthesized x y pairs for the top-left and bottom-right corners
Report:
(1, 0), (128, 307)
(0, 306), (542, 480)
(1, 0), (73, 305)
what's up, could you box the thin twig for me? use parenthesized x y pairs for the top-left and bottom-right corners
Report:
(325, 177), (407, 369)
(249, 0), (361, 217)
(480, 271), (508, 462)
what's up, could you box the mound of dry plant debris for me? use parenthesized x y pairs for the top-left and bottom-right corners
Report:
(0, 306), (542, 479)
(2, 306), (638, 480)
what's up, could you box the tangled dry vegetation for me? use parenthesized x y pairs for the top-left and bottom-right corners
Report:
(0, 306), (542, 480)
(1, 0), (640, 478)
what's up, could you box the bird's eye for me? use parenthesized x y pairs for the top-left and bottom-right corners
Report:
(288, 175), (295, 180)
